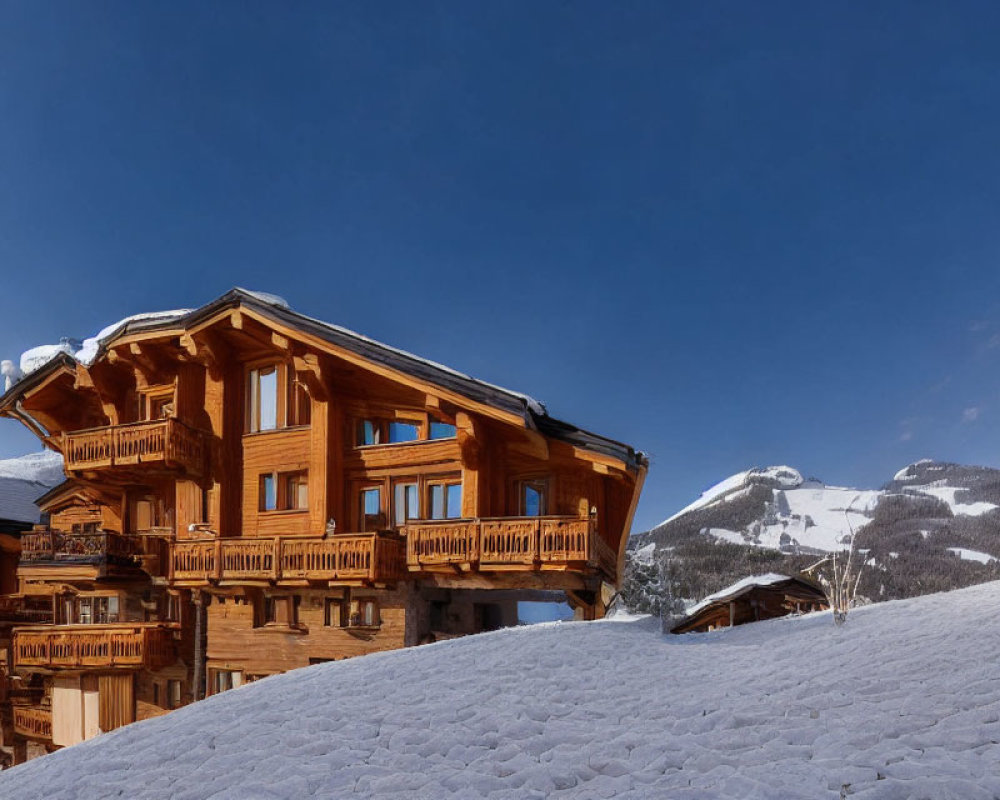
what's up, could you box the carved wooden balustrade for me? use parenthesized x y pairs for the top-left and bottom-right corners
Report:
(170, 533), (405, 585)
(13, 706), (52, 740)
(63, 418), (206, 476)
(20, 530), (140, 566)
(0, 595), (54, 625)
(13, 624), (177, 670)
(404, 515), (614, 579)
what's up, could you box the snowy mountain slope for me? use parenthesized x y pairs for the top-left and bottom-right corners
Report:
(650, 461), (1000, 556)
(4, 583), (1000, 799)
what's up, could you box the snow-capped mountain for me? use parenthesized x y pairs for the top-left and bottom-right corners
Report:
(651, 461), (998, 555)
(623, 460), (1000, 615)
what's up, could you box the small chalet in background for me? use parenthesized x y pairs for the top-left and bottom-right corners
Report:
(670, 573), (827, 634)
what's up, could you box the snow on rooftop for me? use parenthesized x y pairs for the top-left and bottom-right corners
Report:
(685, 572), (791, 615)
(947, 547), (996, 564)
(5, 582), (1000, 798)
(15, 310), (191, 377)
(0, 450), (64, 486)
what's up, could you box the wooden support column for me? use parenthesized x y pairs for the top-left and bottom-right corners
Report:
(192, 591), (207, 701)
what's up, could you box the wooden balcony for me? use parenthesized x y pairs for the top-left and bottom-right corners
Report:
(404, 515), (616, 580)
(0, 595), (54, 625)
(13, 706), (52, 741)
(63, 418), (206, 477)
(170, 532), (406, 586)
(13, 624), (177, 671)
(20, 530), (140, 567)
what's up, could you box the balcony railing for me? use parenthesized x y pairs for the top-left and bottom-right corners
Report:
(404, 515), (615, 579)
(13, 706), (52, 740)
(0, 595), (54, 625)
(63, 418), (206, 476)
(170, 533), (406, 585)
(20, 530), (140, 566)
(13, 624), (177, 670)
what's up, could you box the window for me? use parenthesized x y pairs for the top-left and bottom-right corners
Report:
(167, 680), (183, 709)
(288, 377), (311, 427)
(74, 595), (119, 625)
(260, 474), (277, 511)
(393, 482), (419, 526)
(519, 479), (548, 517)
(259, 471), (308, 512)
(248, 365), (279, 432)
(388, 421), (419, 443)
(349, 598), (379, 627)
(356, 419), (381, 446)
(259, 596), (299, 627)
(212, 670), (243, 694)
(138, 387), (175, 421)
(429, 481), (462, 520)
(324, 598), (345, 627)
(285, 472), (308, 510)
(429, 421), (456, 439)
(360, 487), (383, 531)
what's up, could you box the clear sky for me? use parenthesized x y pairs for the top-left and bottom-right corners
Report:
(2, 2), (1000, 533)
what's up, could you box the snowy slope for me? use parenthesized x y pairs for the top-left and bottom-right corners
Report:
(5, 583), (1000, 799)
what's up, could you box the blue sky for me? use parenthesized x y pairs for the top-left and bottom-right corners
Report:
(2, 2), (1000, 533)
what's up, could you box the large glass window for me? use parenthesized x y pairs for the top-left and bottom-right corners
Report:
(259, 471), (307, 512)
(519, 480), (548, 516)
(393, 482), (419, 526)
(249, 366), (279, 432)
(388, 421), (420, 443)
(429, 481), (462, 520)
(360, 487), (383, 531)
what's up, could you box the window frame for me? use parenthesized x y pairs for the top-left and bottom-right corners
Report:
(258, 470), (309, 514)
(427, 478), (463, 520)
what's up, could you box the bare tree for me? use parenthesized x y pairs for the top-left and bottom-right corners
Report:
(803, 495), (866, 625)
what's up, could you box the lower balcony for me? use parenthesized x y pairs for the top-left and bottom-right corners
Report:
(63, 418), (206, 477)
(13, 706), (52, 741)
(404, 515), (616, 580)
(13, 624), (177, 671)
(170, 532), (406, 586)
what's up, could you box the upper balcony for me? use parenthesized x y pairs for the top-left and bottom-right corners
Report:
(13, 623), (178, 671)
(170, 532), (406, 586)
(63, 418), (207, 478)
(20, 530), (140, 567)
(403, 515), (616, 582)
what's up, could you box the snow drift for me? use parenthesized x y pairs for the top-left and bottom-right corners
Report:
(4, 582), (1000, 799)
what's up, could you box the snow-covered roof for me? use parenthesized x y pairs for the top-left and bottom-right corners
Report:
(685, 572), (792, 616)
(3, 581), (1000, 799)
(2, 288), (646, 471)
(0, 451), (64, 524)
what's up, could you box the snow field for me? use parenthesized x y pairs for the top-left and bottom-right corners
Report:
(5, 582), (1000, 799)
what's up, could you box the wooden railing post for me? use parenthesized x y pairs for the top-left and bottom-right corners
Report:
(272, 537), (281, 580)
(213, 538), (222, 581)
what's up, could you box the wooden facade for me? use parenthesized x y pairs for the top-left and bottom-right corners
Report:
(670, 575), (828, 634)
(0, 288), (646, 763)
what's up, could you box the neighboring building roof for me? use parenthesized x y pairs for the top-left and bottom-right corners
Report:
(671, 573), (827, 634)
(2, 288), (646, 472)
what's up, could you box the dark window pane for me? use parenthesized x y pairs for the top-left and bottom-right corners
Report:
(523, 486), (541, 516)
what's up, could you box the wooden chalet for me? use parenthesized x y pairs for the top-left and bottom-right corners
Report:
(669, 574), (827, 634)
(0, 288), (646, 763)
